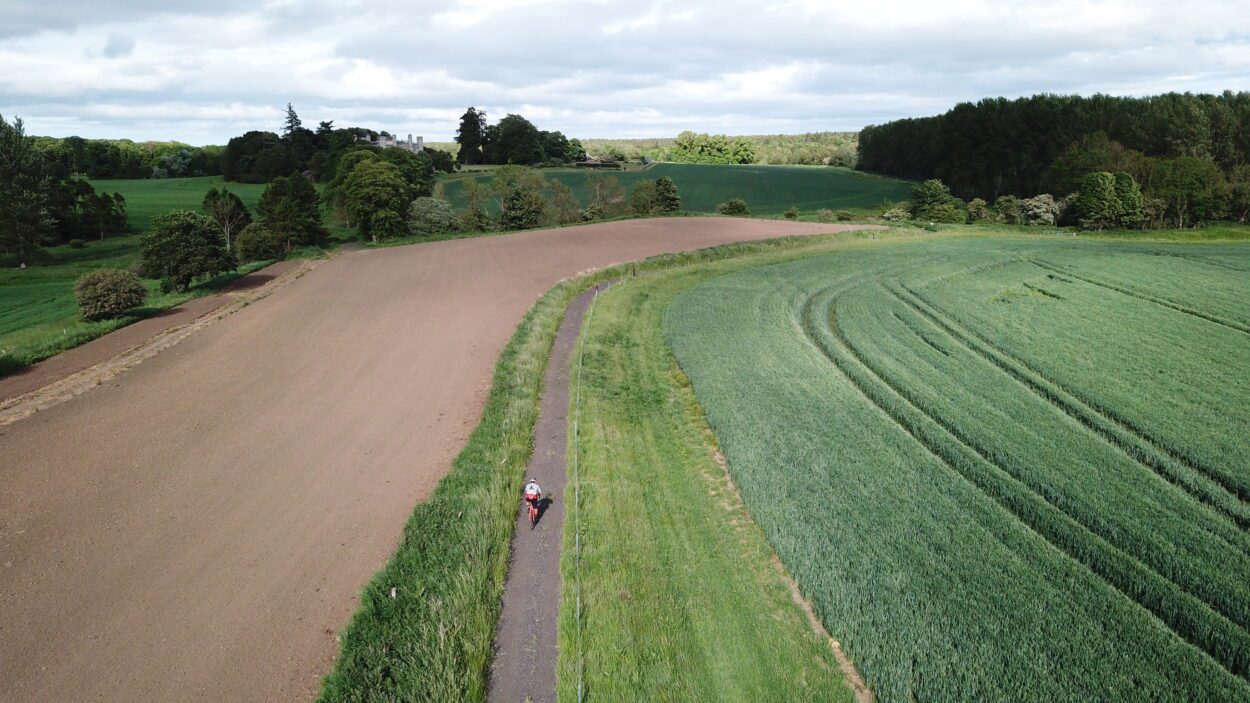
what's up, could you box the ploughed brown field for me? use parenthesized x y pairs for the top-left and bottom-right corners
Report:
(0, 217), (858, 702)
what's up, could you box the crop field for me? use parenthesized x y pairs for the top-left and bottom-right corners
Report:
(438, 163), (912, 215)
(89, 176), (269, 231)
(663, 235), (1250, 701)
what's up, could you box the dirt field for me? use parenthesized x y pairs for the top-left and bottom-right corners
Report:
(0, 217), (858, 702)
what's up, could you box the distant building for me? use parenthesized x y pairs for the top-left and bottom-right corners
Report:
(361, 132), (424, 153)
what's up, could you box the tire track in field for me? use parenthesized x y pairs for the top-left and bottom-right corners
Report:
(798, 278), (1250, 682)
(833, 283), (1250, 633)
(1030, 259), (1250, 335)
(888, 282), (1250, 529)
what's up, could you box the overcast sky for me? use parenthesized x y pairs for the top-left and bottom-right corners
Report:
(1, 0), (1248, 145)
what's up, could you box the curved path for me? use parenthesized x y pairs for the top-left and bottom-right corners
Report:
(0, 218), (861, 702)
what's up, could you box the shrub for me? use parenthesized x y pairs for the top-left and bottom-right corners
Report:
(783, 206), (799, 220)
(716, 198), (749, 216)
(68, 238), (85, 249)
(881, 203), (910, 221)
(407, 197), (459, 236)
(836, 210), (854, 222)
(370, 209), (409, 240)
(1019, 194), (1061, 226)
(75, 269), (146, 321)
(994, 195), (1022, 224)
(966, 198), (990, 223)
(140, 210), (236, 292)
(815, 209), (835, 223)
(925, 201), (967, 224)
(234, 222), (287, 262)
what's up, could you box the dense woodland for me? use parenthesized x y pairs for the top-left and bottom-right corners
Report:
(858, 92), (1250, 225)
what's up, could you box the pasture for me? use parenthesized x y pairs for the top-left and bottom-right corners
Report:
(0, 177), (321, 376)
(662, 235), (1250, 701)
(438, 163), (912, 215)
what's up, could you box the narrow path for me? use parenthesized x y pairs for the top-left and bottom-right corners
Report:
(487, 284), (602, 703)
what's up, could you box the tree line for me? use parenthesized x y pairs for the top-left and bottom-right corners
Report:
(1, 115), (130, 261)
(579, 132), (857, 166)
(454, 108), (585, 166)
(858, 91), (1250, 226)
(30, 136), (222, 179)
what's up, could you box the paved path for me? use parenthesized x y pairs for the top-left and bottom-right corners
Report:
(0, 218), (866, 702)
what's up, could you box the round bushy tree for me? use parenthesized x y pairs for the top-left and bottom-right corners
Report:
(716, 198), (749, 216)
(75, 268), (147, 321)
(141, 210), (236, 292)
(407, 197), (459, 236)
(234, 222), (287, 262)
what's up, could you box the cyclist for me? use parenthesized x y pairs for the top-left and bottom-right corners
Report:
(523, 478), (543, 526)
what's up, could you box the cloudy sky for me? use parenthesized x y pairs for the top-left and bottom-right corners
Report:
(1, 0), (1248, 145)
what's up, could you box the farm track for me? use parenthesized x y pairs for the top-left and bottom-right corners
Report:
(798, 275), (1250, 681)
(0, 217), (854, 703)
(889, 282), (1250, 529)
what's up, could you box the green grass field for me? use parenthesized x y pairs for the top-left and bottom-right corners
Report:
(661, 234), (1250, 701)
(438, 163), (912, 216)
(0, 176), (338, 377)
(556, 266), (860, 702)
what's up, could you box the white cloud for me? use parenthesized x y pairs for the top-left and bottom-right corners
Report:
(0, 0), (1247, 144)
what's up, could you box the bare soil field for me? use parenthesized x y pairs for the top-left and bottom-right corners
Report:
(0, 217), (855, 702)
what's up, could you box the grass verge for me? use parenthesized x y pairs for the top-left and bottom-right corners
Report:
(556, 258), (865, 701)
(316, 227), (902, 702)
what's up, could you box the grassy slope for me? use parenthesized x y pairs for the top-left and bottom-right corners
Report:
(437, 163), (913, 216)
(556, 260), (864, 702)
(0, 176), (339, 377)
(664, 234), (1250, 701)
(316, 230), (893, 702)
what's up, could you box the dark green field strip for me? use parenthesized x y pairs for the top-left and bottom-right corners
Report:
(890, 282), (1250, 529)
(665, 238), (1250, 701)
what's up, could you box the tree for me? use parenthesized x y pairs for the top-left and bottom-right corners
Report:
(567, 138), (588, 162)
(407, 197), (458, 236)
(258, 174), (327, 246)
(1074, 172), (1121, 229)
(910, 179), (964, 221)
(457, 177), (491, 232)
(494, 114), (544, 165)
(671, 131), (756, 164)
(0, 114), (53, 261)
(202, 187), (252, 250)
(492, 166), (546, 230)
(75, 269), (146, 321)
(1113, 172), (1145, 228)
(283, 103), (302, 136)
(344, 160), (412, 242)
(585, 173), (626, 219)
(993, 195), (1022, 224)
(966, 197), (990, 222)
(1148, 156), (1229, 227)
(221, 131), (291, 183)
(653, 176), (681, 213)
(1228, 164), (1250, 223)
(379, 147), (434, 196)
(547, 180), (582, 226)
(630, 179), (658, 215)
(1018, 194), (1060, 226)
(141, 210), (236, 292)
(455, 107), (487, 165)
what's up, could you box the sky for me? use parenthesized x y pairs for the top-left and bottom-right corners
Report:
(1, 0), (1248, 145)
